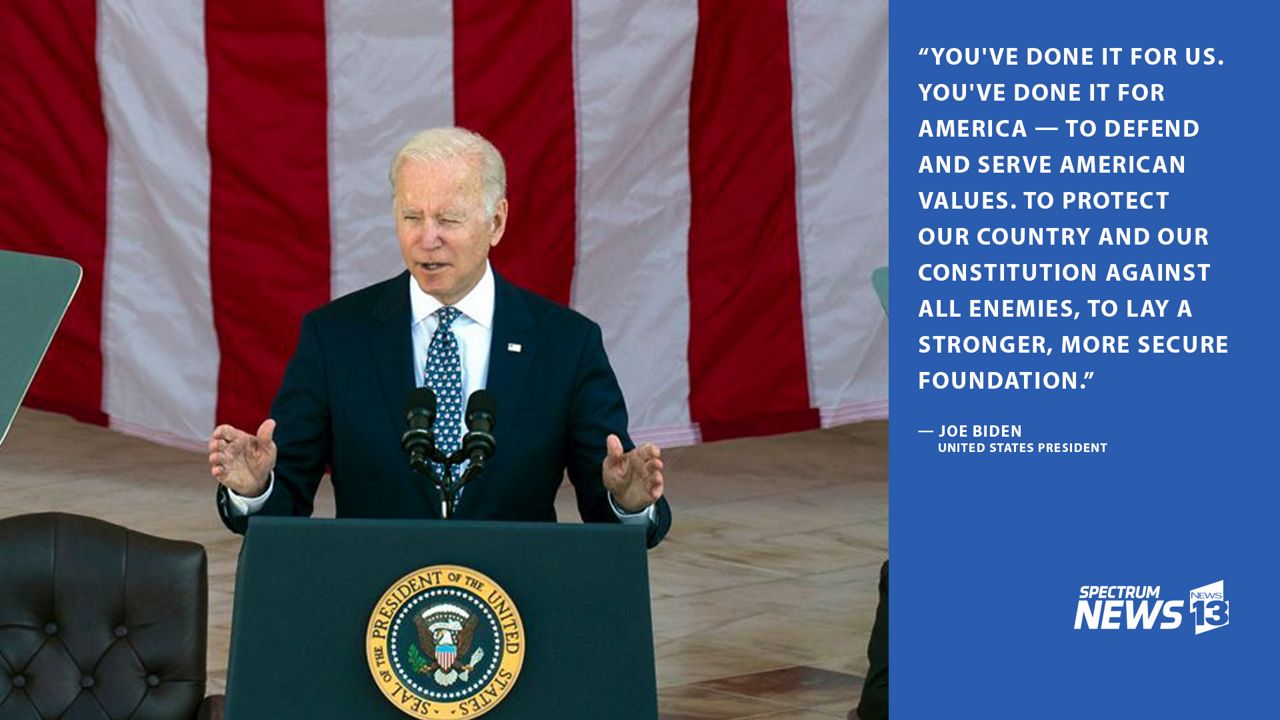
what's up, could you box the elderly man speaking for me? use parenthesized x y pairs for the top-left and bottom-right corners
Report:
(207, 127), (670, 547)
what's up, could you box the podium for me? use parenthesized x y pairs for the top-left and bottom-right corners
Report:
(224, 518), (659, 718)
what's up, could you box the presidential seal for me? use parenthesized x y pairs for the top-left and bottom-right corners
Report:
(366, 565), (524, 718)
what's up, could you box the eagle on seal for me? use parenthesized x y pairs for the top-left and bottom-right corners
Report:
(413, 604), (480, 677)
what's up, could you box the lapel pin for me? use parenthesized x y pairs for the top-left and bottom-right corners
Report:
(507, 343), (522, 353)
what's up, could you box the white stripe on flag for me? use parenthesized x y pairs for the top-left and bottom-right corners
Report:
(789, 0), (889, 417)
(99, 0), (217, 447)
(327, 0), (455, 299)
(571, 0), (699, 445)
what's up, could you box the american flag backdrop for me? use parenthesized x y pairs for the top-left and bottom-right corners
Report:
(0, 0), (887, 451)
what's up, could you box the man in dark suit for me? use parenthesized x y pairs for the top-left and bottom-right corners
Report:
(207, 127), (670, 547)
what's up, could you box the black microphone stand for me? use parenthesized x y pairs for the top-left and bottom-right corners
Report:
(441, 452), (488, 519)
(402, 389), (497, 520)
(405, 449), (452, 519)
(405, 444), (490, 520)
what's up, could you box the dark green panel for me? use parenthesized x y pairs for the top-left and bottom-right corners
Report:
(0, 250), (81, 445)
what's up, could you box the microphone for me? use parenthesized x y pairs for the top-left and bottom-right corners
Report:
(402, 387), (438, 468)
(461, 390), (497, 466)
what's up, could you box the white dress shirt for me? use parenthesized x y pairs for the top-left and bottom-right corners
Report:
(227, 263), (654, 524)
(409, 260), (495, 440)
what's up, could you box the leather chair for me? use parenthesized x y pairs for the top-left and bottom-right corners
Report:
(0, 513), (223, 719)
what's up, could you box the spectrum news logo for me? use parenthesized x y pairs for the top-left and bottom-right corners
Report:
(1074, 580), (1229, 635)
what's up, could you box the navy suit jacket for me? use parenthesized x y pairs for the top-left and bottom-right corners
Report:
(218, 271), (672, 547)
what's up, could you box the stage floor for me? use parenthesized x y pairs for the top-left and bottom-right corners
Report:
(0, 409), (885, 719)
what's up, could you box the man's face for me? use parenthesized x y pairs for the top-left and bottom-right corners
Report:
(395, 156), (507, 306)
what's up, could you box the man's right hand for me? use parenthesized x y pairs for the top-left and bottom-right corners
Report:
(208, 419), (277, 498)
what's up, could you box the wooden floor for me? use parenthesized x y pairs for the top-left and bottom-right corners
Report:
(0, 409), (886, 719)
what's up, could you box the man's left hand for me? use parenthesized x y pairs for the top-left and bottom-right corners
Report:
(602, 434), (665, 513)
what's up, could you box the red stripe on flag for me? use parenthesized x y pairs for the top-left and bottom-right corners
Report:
(0, 0), (108, 425)
(454, 1), (577, 305)
(206, 1), (330, 431)
(687, 0), (818, 441)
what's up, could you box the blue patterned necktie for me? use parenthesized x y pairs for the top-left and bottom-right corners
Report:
(425, 306), (463, 485)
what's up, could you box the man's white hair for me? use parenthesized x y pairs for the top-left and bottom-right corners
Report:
(390, 127), (507, 215)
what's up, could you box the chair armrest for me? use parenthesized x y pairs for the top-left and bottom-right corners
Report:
(197, 694), (225, 720)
